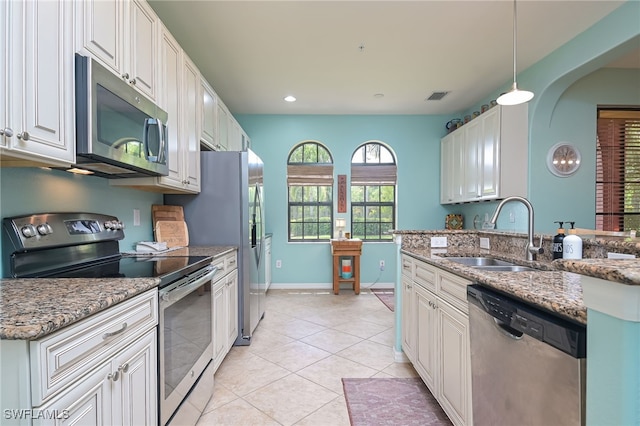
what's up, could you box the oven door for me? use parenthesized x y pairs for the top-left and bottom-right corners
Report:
(159, 265), (216, 425)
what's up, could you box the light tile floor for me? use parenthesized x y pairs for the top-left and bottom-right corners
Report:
(196, 288), (419, 426)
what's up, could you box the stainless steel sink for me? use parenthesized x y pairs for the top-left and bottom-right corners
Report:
(445, 257), (516, 267)
(445, 257), (536, 272)
(473, 265), (536, 272)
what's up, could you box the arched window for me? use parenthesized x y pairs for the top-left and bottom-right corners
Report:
(351, 142), (397, 241)
(287, 141), (334, 241)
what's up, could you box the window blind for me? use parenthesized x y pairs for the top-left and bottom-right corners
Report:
(350, 164), (397, 185)
(286, 164), (334, 185)
(596, 109), (640, 232)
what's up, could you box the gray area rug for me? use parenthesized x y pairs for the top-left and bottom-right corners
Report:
(342, 377), (452, 426)
(371, 288), (394, 311)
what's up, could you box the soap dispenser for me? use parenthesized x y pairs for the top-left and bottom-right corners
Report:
(552, 221), (565, 260)
(562, 222), (583, 260)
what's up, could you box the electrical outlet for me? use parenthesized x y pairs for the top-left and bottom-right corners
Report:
(509, 211), (515, 223)
(276, 260), (282, 268)
(431, 236), (447, 248)
(133, 209), (140, 226)
(480, 237), (490, 249)
(379, 260), (385, 271)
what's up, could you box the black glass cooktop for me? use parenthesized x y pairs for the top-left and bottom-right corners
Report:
(24, 255), (212, 288)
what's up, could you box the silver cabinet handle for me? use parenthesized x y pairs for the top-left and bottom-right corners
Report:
(129, 78), (136, 85)
(1, 128), (13, 137)
(121, 73), (129, 80)
(118, 363), (129, 373)
(17, 131), (29, 141)
(103, 322), (128, 339)
(107, 371), (120, 381)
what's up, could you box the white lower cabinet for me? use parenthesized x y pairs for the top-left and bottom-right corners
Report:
(211, 251), (239, 372)
(0, 289), (158, 426)
(401, 254), (472, 426)
(35, 329), (157, 426)
(401, 274), (416, 362)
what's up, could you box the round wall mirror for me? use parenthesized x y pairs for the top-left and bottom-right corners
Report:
(547, 142), (581, 177)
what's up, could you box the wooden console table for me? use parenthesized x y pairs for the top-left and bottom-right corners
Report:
(330, 239), (362, 295)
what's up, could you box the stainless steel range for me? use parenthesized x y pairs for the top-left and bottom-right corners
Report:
(2, 212), (217, 426)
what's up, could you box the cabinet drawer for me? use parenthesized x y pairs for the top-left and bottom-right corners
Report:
(414, 260), (437, 293)
(211, 251), (238, 277)
(30, 289), (158, 406)
(401, 255), (413, 277)
(437, 270), (471, 313)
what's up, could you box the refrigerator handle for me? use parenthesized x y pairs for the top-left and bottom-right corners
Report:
(251, 213), (257, 248)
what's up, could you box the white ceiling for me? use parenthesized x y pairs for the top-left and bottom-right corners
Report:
(147, 0), (637, 115)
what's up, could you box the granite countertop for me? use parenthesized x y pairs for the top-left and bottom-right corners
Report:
(0, 245), (236, 341)
(402, 247), (589, 324)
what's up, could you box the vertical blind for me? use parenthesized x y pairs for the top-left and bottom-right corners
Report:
(596, 109), (640, 231)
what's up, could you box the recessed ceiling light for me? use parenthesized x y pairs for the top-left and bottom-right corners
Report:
(374, 93), (384, 98)
(284, 95), (296, 102)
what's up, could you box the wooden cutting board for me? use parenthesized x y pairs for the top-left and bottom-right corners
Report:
(155, 220), (189, 247)
(152, 205), (184, 224)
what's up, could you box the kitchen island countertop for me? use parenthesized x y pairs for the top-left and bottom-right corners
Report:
(0, 245), (235, 340)
(401, 248), (640, 326)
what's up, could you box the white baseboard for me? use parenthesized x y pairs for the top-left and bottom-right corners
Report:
(394, 348), (410, 363)
(267, 282), (395, 291)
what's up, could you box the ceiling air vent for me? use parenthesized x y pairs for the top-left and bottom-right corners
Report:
(426, 91), (449, 101)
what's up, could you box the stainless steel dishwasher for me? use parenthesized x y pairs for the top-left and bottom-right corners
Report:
(467, 284), (587, 426)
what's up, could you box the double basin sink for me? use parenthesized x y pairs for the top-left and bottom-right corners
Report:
(445, 257), (535, 272)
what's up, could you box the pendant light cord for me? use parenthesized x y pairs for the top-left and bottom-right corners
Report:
(512, 0), (518, 85)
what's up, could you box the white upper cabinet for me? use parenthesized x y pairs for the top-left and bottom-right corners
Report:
(181, 54), (201, 192)
(216, 100), (230, 151)
(76, 0), (158, 102)
(0, 0), (75, 167)
(111, 24), (200, 193)
(200, 78), (218, 150)
(440, 104), (528, 204)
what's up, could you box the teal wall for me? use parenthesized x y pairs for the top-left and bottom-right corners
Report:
(0, 168), (162, 276)
(237, 115), (450, 285)
(453, 1), (640, 234)
(586, 309), (640, 425)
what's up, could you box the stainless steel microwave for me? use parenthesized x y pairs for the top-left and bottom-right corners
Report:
(74, 54), (169, 178)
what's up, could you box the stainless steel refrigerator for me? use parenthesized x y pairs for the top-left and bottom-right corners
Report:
(165, 149), (265, 345)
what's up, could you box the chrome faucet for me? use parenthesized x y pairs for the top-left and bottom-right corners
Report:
(490, 196), (544, 261)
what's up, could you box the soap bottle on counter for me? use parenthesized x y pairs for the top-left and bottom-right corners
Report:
(562, 222), (583, 260)
(552, 221), (565, 260)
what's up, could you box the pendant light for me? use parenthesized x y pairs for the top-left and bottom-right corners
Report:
(497, 0), (534, 106)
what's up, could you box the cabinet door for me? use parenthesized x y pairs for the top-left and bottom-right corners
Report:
(35, 362), (113, 426)
(438, 301), (471, 426)
(226, 270), (239, 348)
(200, 79), (217, 149)
(401, 275), (415, 362)
(158, 25), (183, 188)
(1, 0), (9, 150)
(75, 0), (123, 74)
(114, 330), (157, 426)
(182, 54), (201, 192)
(415, 285), (437, 392)
(440, 131), (465, 204)
(8, 0), (75, 165)
(463, 120), (482, 200)
(480, 107), (500, 199)
(212, 279), (227, 371)
(216, 102), (229, 151)
(126, 0), (158, 101)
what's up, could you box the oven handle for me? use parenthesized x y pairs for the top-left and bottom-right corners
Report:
(159, 266), (217, 307)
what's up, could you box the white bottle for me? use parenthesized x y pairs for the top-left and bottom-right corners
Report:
(562, 226), (583, 260)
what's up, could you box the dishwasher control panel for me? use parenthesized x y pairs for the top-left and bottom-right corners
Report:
(467, 284), (586, 358)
